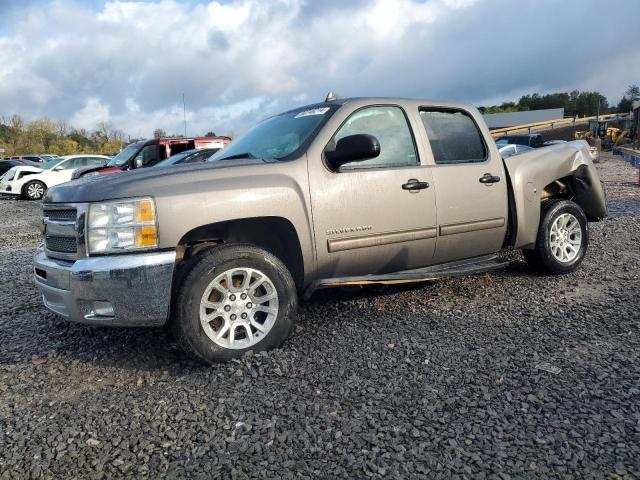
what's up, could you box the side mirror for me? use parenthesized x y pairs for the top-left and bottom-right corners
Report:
(325, 134), (380, 169)
(53, 166), (63, 171)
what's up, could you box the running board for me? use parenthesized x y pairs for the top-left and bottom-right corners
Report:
(303, 254), (510, 299)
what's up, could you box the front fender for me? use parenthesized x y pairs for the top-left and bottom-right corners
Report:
(154, 160), (315, 281)
(504, 140), (606, 249)
(13, 173), (43, 193)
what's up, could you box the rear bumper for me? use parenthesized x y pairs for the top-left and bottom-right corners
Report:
(34, 246), (176, 327)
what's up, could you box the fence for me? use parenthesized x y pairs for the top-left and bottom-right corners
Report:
(489, 113), (630, 138)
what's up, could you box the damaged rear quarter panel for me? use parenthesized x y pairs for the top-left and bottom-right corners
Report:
(504, 140), (607, 249)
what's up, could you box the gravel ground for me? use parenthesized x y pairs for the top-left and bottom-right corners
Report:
(1, 155), (639, 479)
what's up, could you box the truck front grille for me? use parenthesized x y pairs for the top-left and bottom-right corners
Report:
(43, 208), (76, 221)
(45, 236), (78, 253)
(42, 205), (80, 260)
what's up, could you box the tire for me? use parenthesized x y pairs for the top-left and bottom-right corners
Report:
(170, 244), (298, 364)
(23, 180), (46, 200)
(523, 200), (588, 275)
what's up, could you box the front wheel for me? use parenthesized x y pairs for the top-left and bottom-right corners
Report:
(23, 180), (46, 200)
(170, 244), (298, 363)
(523, 200), (588, 274)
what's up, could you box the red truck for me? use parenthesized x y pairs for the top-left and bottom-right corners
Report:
(73, 136), (231, 179)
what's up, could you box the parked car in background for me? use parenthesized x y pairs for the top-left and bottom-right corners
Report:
(0, 154), (110, 200)
(5, 154), (50, 163)
(497, 144), (534, 158)
(73, 136), (231, 179)
(36, 97), (606, 363)
(154, 148), (221, 168)
(39, 154), (64, 162)
(495, 133), (544, 148)
(0, 159), (42, 176)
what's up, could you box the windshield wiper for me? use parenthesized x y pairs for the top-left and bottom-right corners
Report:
(216, 152), (256, 161)
(217, 152), (256, 161)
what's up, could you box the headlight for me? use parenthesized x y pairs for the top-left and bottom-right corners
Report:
(88, 197), (158, 254)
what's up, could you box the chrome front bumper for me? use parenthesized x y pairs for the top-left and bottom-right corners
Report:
(34, 246), (176, 327)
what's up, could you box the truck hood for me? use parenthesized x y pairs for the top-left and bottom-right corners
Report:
(44, 157), (271, 203)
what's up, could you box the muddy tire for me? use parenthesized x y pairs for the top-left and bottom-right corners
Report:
(523, 200), (588, 275)
(170, 244), (298, 364)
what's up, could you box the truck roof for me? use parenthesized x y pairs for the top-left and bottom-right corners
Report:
(279, 97), (478, 116)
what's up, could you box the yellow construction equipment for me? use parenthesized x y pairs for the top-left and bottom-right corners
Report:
(574, 130), (593, 140)
(608, 127), (629, 146)
(574, 119), (632, 149)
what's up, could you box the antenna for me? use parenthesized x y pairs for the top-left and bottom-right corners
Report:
(325, 91), (338, 102)
(182, 93), (187, 137)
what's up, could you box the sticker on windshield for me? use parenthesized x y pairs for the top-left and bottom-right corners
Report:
(295, 107), (330, 118)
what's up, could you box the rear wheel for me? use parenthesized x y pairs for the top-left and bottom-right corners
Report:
(23, 180), (46, 200)
(523, 200), (588, 274)
(171, 244), (298, 363)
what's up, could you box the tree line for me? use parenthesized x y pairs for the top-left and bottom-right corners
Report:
(479, 85), (639, 116)
(3, 85), (638, 156)
(0, 115), (228, 157)
(0, 115), (127, 157)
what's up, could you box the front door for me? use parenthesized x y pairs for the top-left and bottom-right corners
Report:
(309, 105), (438, 279)
(48, 157), (83, 185)
(418, 108), (508, 264)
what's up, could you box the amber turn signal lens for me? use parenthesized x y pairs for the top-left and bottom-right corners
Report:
(135, 226), (158, 248)
(136, 199), (155, 223)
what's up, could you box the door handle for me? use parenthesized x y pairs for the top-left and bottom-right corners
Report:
(479, 173), (501, 184)
(402, 179), (429, 191)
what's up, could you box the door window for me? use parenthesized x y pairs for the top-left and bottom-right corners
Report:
(134, 145), (159, 167)
(85, 157), (107, 165)
(331, 106), (418, 169)
(420, 109), (486, 164)
(56, 158), (83, 170)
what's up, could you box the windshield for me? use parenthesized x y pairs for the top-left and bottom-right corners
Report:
(40, 159), (64, 170)
(108, 143), (141, 167)
(210, 105), (338, 162)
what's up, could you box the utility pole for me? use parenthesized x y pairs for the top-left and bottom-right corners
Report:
(182, 93), (187, 137)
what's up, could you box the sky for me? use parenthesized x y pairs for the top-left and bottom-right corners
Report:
(0, 0), (639, 138)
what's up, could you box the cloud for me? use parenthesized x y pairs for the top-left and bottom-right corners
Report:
(0, 0), (638, 138)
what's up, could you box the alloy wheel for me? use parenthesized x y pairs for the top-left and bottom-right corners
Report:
(549, 213), (582, 263)
(27, 183), (45, 200)
(199, 267), (279, 349)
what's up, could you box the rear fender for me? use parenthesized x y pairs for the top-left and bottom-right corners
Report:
(504, 140), (606, 249)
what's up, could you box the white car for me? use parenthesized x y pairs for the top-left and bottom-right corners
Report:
(497, 143), (534, 158)
(0, 154), (110, 200)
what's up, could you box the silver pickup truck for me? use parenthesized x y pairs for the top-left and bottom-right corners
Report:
(34, 97), (607, 363)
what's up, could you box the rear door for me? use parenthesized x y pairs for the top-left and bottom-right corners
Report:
(418, 108), (508, 264)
